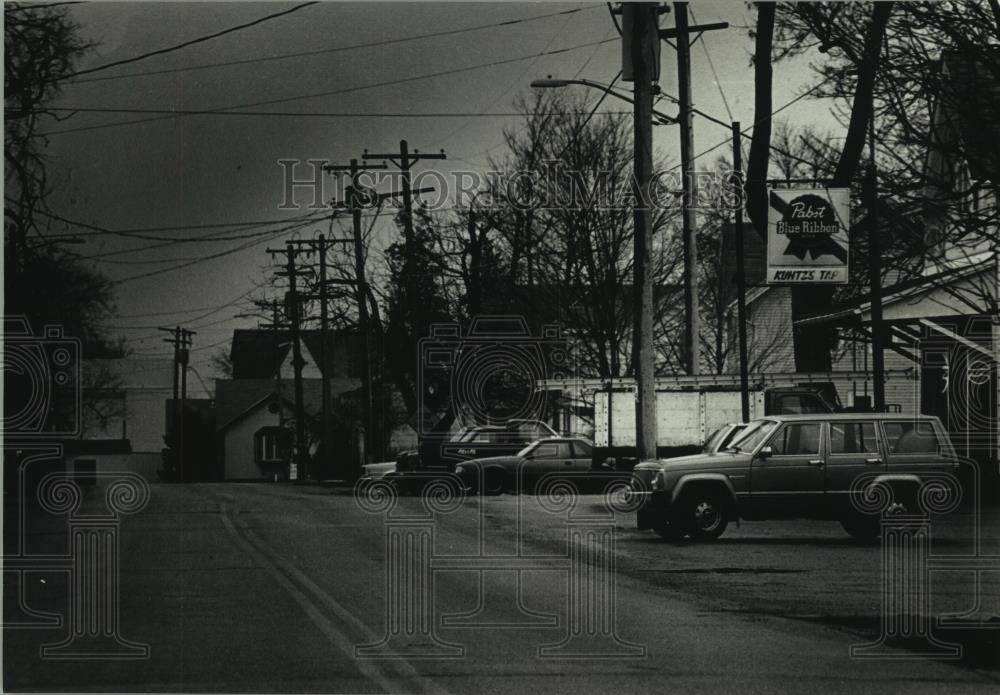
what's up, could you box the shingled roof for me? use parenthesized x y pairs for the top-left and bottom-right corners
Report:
(229, 329), (361, 379)
(215, 377), (360, 431)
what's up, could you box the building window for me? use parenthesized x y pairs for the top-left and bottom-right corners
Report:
(256, 427), (289, 464)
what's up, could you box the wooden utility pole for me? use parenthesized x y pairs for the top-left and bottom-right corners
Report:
(252, 298), (290, 474)
(623, 2), (659, 462)
(675, 2), (699, 376)
(267, 243), (311, 482)
(362, 140), (446, 256)
(317, 235), (330, 469)
(732, 123), (751, 423)
(288, 234), (352, 479)
(159, 326), (194, 481)
(323, 159), (387, 476)
(360, 141), (445, 462)
(659, 4), (728, 377)
(252, 297), (286, 396)
(866, 130), (886, 411)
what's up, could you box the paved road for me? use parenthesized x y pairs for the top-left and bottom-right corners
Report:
(5, 482), (998, 693)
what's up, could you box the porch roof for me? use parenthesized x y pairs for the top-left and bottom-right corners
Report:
(795, 257), (995, 328)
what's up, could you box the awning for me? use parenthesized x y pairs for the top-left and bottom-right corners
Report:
(795, 256), (996, 327)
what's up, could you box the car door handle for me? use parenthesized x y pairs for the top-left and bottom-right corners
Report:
(865, 458), (883, 465)
(808, 459), (823, 466)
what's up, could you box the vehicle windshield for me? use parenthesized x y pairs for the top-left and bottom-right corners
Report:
(702, 425), (729, 453)
(721, 424), (747, 449)
(456, 428), (497, 443)
(517, 442), (538, 457)
(725, 419), (778, 453)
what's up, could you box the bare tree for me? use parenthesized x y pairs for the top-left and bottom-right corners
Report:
(4, 3), (124, 356)
(469, 91), (682, 379)
(745, 2), (899, 372)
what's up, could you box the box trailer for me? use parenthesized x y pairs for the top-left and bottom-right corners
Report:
(592, 386), (833, 468)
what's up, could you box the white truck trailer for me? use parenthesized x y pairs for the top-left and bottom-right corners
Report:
(538, 371), (917, 469)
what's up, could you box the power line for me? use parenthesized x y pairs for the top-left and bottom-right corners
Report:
(29, 107), (633, 120)
(63, 2), (320, 80)
(131, 334), (232, 357)
(434, 9), (578, 147)
(78, 253), (224, 266)
(111, 221), (314, 285)
(76, 220), (327, 260)
(70, 6), (599, 85)
(40, 37), (620, 137)
(446, 67), (624, 192)
(435, 28), (617, 165)
(5, 2), (84, 11)
(109, 310), (254, 335)
(112, 289), (268, 325)
(686, 75), (836, 167)
(186, 366), (213, 397)
(117, 305), (231, 319)
(73, 211), (386, 261)
(690, 6), (734, 124)
(606, 2), (623, 36)
(451, 72), (835, 174)
(26, 204), (326, 241)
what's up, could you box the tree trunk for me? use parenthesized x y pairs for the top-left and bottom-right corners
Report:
(789, 3), (893, 373)
(832, 2), (894, 187)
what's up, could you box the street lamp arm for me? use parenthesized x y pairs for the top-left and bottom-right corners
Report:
(530, 76), (677, 125)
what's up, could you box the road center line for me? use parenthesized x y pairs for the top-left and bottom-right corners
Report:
(217, 505), (452, 695)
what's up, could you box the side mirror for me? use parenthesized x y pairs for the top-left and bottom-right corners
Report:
(759, 446), (774, 459)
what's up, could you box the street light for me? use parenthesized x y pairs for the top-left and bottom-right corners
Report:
(530, 76), (678, 125)
(532, 9), (662, 463)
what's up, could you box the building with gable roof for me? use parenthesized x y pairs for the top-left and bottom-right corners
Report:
(792, 50), (998, 496)
(215, 329), (364, 480)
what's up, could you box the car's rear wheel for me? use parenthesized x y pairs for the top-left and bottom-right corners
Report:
(840, 513), (880, 540)
(841, 485), (922, 539)
(678, 489), (729, 541)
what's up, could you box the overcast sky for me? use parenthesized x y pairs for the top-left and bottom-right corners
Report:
(38, 1), (840, 396)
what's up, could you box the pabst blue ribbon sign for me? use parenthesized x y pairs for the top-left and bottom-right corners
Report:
(766, 188), (850, 284)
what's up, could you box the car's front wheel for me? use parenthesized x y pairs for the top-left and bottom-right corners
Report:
(482, 468), (506, 496)
(677, 489), (729, 541)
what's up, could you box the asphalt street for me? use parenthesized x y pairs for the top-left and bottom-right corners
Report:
(4, 482), (999, 693)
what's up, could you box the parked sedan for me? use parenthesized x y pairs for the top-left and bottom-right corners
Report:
(356, 461), (397, 490)
(454, 437), (624, 495)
